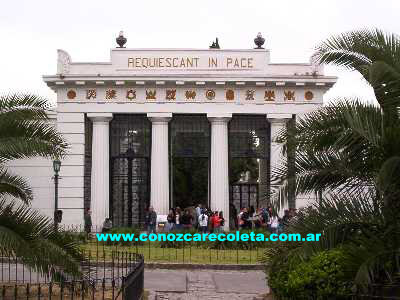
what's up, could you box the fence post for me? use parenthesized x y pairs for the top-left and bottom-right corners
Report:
(48, 282), (52, 300)
(81, 280), (85, 300)
(148, 240), (151, 261)
(102, 278), (105, 300)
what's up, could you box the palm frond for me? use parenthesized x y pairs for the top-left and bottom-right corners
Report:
(0, 168), (33, 204)
(0, 94), (68, 162)
(0, 198), (83, 278)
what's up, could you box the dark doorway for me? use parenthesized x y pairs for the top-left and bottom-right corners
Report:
(170, 115), (210, 209)
(110, 115), (151, 227)
(172, 157), (208, 208)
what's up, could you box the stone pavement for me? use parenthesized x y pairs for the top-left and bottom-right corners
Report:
(144, 269), (269, 300)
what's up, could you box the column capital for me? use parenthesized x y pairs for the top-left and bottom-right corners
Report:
(207, 113), (232, 123)
(147, 113), (172, 123)
(87, 113), (113, 122)
(267, 113), (292, 123)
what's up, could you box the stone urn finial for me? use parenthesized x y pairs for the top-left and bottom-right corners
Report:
(254, 32), (265, 49)
(116, 31), (127, 48)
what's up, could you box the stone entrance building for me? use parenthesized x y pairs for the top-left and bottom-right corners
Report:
(10, 34), (336, 229)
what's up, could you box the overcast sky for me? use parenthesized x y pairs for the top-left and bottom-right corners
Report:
(1, 0), (399, 105)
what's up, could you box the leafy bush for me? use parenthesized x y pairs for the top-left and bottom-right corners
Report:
(268, 249), (353, 299)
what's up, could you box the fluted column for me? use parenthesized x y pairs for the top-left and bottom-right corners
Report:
(148, 113), (172, 216)
(88, 113), (113, 229)
(208, 113), (231, 230)
(267, 114), (292, 211)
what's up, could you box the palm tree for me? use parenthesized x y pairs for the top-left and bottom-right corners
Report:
(274, 29), (400, 214)
(266, 29), (400, 292)
(0, 94), (82, 278)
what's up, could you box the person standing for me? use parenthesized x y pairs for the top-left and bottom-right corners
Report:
(195, 203), (202, 229)
(145, 206), (157, 234)
(175, 207), (182, 231)
(84, 208), (92, 237)
(181, 209), (193, 230)
(217, 211), (225, 232)
(211, 211), (221, 233)
(166, 209), (176, 232)
(198, 209), (208, 233)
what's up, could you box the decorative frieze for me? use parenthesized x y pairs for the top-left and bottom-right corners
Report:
(65, 86), (319, 103)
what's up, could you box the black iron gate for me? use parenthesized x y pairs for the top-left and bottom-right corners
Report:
(110, 115), (151, 227)
(228, 115), (271, 212)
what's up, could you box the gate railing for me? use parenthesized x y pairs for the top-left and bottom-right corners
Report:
(0, 250), (144, 300)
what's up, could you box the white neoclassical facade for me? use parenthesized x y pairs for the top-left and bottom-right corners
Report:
(9, 36), (336, 229)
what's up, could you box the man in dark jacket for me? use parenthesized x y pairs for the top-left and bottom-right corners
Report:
(145, 206), (157, 234)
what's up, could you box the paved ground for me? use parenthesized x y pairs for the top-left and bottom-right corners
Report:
(144, 269), (269, 299)
(2, 263), (270, 299)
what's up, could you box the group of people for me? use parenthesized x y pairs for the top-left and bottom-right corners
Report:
(235, 206), (296, 233)
(164, 204), (225, 233)
(83, 204), (297, 235)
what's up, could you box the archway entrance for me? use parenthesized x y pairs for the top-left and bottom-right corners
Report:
(110, 115), (151, 227)
(170, 115), (210, 209)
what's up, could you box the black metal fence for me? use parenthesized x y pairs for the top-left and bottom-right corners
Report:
(0, 250), (144, 300)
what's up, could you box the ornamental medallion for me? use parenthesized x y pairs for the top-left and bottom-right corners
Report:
(185, 90), (196, 100)
(67, 90), (76, 100)
(166, 89), (176, 100)
(86, 89), (96, 100)
(206, 89), (216, 100)
(264, 90), (275, 101)
(146, 90), (156, 100)
(126, 89), (136, 100)
(226, 89), (234, 101)
(284, 90), (295, 101)
(246, 90), (255, 100)
(106, 89), (117, 100)
(305, 91), (314, 100)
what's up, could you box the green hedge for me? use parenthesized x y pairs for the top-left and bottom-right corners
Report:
(268, 249), (353, 299)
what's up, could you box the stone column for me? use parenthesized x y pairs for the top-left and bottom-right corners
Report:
(87, 113), (113, 230)
(147, 113), (172, 216)
(267, 114), (292, 212)
(208, 113), (231, 230)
